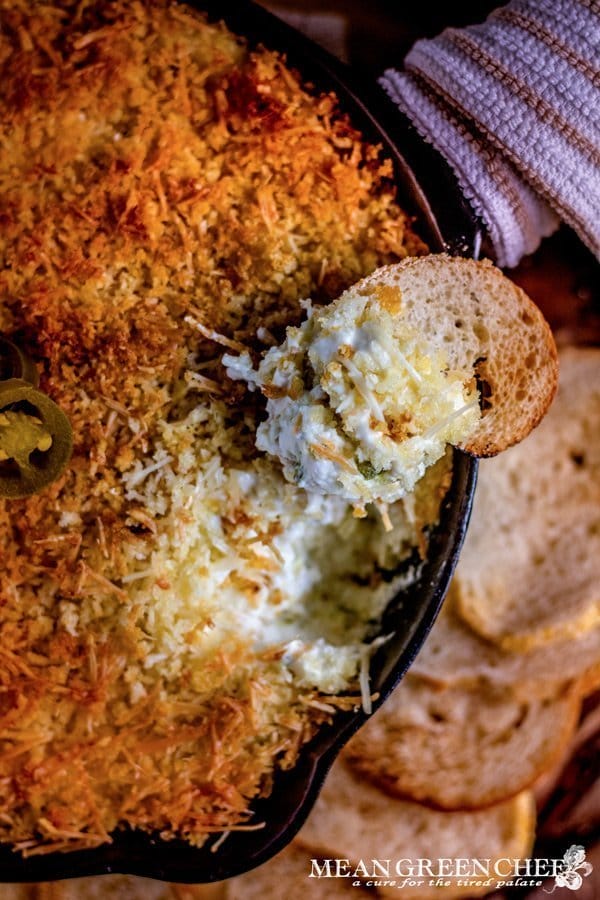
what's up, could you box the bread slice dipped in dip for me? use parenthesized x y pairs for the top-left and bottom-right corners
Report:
(226, 255), (557, 524)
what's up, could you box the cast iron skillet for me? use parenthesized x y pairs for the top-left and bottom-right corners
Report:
(0, 0), (482, 884)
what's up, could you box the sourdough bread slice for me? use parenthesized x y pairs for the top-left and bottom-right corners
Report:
(14, 877), (178, 900)
(455, 347), (600, 651)
(298, 760), (536, 900)
(411, 584), (600, 696)
(2, 882), (221, 900)
(358, 254), (558, 456)
(224, 842), (371, 899)
(343, 675), (581, 810)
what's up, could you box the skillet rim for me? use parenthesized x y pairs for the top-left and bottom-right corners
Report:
(0, 0), (482, 883)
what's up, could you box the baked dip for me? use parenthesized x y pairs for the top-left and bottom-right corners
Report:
(0, 0), (450, 853)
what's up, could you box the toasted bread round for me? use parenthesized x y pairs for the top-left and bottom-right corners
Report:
(455, 347), (600, 651)
(0, 888), (29, 900)
(411, 584), (600, 697)
(344, 675), (581, 811)
(223, 842), (371, 899)
(358, 254), (558, 456)
(298, 760), (536, 900)
(6, 882), (222, 900)
(9, 877), (178, 900)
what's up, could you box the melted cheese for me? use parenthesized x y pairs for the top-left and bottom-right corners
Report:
(225, 289), (480, 508)
(119, 402), (418, 695)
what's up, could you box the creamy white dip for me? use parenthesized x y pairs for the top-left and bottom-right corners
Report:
(225, 283), (479, 511)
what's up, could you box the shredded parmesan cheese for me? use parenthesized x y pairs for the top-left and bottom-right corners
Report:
(0, 0), (438, 856)
(184, 315), (249, 354)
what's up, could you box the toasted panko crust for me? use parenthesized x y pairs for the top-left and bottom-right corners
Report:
(0, 0), (426, 854)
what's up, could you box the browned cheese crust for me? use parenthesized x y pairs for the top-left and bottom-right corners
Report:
(0, 0), (426, 854)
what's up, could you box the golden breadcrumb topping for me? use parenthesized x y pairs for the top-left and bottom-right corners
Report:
(0, 0), (432, 854)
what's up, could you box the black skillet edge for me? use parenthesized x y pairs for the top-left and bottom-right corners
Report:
(0, 0), (482, 883)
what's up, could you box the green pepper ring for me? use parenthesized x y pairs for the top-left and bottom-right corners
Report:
(0, 379), (73, 499)
(0, 336), (40, 386)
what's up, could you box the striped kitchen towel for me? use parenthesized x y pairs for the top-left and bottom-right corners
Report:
(381, 0), (600, 267)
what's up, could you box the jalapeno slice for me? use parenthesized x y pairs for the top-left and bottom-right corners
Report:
(0, 336), (40, 386)
(0, 379), (73, 499)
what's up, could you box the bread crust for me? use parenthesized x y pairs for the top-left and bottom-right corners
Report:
(455, 347), (600, 650)
(297, 761), (536, 900)
(359, 254), (559, 457)
(343, 676), (581, 812)
(411, 584), (600, 698)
